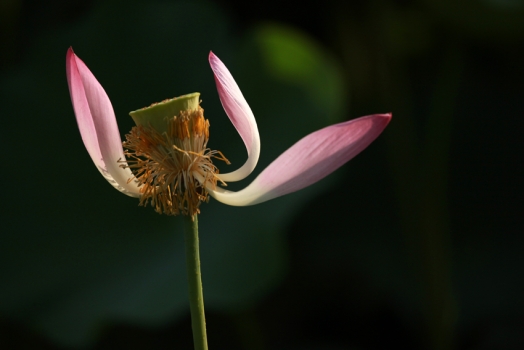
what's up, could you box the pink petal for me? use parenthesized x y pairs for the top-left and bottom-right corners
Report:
(66, 48), (140, 197)
(209, 51), (260, 182)
(206, 113), (391, 206)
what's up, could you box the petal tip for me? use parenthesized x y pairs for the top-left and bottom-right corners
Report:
(208, 51), (218, 63)
(373, 113), (392, 127)
(66, 47), (75, 59)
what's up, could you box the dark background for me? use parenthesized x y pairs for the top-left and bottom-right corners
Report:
(1, 0), (523, 349)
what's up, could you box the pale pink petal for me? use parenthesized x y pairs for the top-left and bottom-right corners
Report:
(66, 48), (140, 197)
(66, 49), (102, 168)
(209, 51), (260, 182)
(205, 113), (391, 206)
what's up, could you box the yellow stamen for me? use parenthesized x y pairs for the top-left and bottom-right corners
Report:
(121, 106), (229, 216)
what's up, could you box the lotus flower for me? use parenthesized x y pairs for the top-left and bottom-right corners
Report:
(66, 48), (391, 215)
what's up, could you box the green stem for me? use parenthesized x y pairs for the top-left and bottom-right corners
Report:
(183, 214), (208, 350)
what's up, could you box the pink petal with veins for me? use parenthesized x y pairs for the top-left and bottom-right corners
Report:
(206, 113), (391, 206)
(66, 48), (140, 197)
(209, 51), (260, 182)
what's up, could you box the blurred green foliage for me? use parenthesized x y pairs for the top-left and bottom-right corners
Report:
(1, 0), (523, 349)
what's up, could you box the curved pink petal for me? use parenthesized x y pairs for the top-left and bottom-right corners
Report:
(206, 113), (391, 206)
(66, 48), (140, 197)
(209, 51), (260, 182)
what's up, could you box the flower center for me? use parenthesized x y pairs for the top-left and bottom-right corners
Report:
(121, 106), (229, 216)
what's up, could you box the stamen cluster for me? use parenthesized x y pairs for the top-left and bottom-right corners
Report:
(121, 107), (229, 216)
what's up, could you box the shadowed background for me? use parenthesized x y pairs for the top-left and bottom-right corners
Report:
(1, 0), (523, 349)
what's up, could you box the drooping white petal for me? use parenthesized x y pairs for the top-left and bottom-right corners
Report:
(66, 48), (140, 197)
(209, 52), (260, 182)
(204, 113), (391, 206)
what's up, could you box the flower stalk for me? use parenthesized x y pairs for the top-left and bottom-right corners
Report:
(183, 214), (208, 350)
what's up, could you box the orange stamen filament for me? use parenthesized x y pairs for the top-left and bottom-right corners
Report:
(120, 107), (229, 216)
